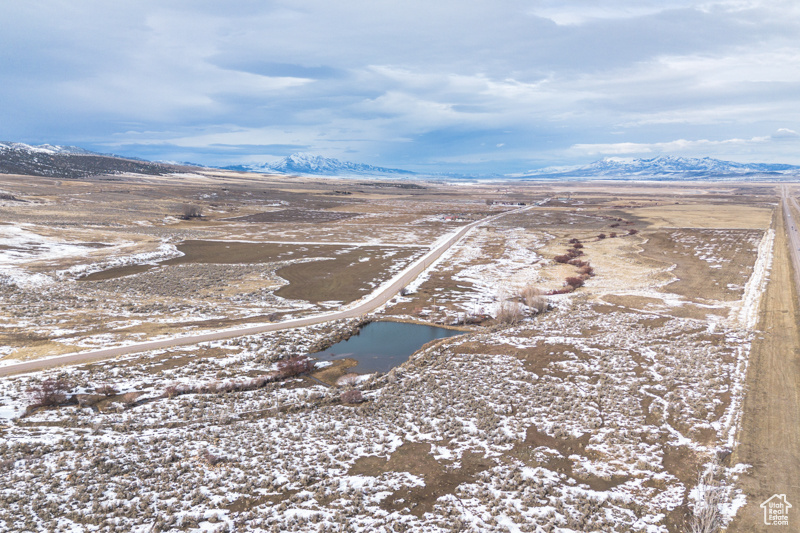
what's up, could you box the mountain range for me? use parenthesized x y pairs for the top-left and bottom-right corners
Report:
(516, 156), (800, 180)
(3, 142), (800, 181)
(225, 153), (417, 177)
(0, 142), (195, 179)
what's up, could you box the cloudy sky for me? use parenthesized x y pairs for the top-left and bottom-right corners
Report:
(2, 0), (799, 173)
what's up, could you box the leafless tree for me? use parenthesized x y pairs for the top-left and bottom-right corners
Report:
(27, 379), (72, 408)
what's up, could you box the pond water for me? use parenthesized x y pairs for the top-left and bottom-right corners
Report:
(314, 321), (464, 373)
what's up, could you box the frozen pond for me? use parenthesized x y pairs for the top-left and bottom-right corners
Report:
(314, 320), (464, 373)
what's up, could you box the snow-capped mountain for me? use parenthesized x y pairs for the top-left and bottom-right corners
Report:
(0, 142), (194, 179)
(0, 142), (95, 156)
(228, 153), (417, 177)
(518, 156), (800, 180)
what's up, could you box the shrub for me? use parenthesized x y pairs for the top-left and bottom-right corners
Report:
(336, 373), (361, 387)
(181, 204), (202, 219)
(578, 265), (594, 276)
(164, 383), (192, 398)
(572, 243), (583, 249)
(202, 449), (221, 466)
(565, 276), (585, 288)
(628, 228), (639, 235)
(610, 232), (617, 238)
(519, 285), (548, 315)
(549, 286), (574, 295)
(496, 298), (525, 324)
(27, 379), (72, 408)
(528, 296), (548, 314)
(566, 248), (583, 258)
(598, 233), (606, 239)
(341, 390), (364, 404)
(610, 222), (620, 228)
(553, 254), (570, 264)
(95, 384), (118, 397)
(568, 258), (587, 267)
(568, 238), (581, 244)
(277, 355), (315, 378)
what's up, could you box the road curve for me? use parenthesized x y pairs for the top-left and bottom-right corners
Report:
(0, 206), (529, 376)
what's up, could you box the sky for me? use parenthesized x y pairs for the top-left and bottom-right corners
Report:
(1, 0), (799, 174)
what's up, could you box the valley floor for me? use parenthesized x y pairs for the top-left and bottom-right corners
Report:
(0, 173), (793, 532)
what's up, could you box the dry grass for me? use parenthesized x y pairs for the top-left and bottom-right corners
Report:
(274, 246), (422, 303)
(4, 341), (78, 361)
(623, 204), (771, 229)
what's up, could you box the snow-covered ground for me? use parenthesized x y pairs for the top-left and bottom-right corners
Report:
(0, 221), (771, 532)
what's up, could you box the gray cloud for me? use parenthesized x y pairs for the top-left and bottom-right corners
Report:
(1, 1), (799, 170)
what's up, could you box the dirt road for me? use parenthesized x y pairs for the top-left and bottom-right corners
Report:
(0, 207), (529, 376)
(729, 195), (800, 531)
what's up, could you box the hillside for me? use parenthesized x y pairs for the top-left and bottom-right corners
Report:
(0, 142), (195, 179)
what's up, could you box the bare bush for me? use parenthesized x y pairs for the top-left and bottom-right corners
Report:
(549, 285), (574, 295)
(688, 461), (725, 533)
(553, 255), (570, 264)
(572, 242), (584, 249)
(340, 389), (364, 404)
(277, 355), (315, 378)
(336, 373), (361, 387)
(610, 232), (617, 238)
(181, 204), (203, 219)
(496, 298), (525, 324)
(95, 384), (118, 397)
(598, 233), (606, 239)
(568, 238), (581, 244)
(202, 449), (222, 466)
(519, 284), (548, 315)
(164, 384), (182, 398)
(27, 379), (72, 408)
(528, 296), (548, 315)
(577, 265), (594, 276)
(565, 276), (585, 288)
(628, 228), (639, 235)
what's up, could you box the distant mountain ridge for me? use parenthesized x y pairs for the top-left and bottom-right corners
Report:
(227, 153), (417, 177)
(0, 142), (195, 179)
(518, 156), (800, 180)
(4, 142), (800, 181)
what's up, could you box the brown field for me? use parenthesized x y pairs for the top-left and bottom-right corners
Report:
(274, 246), (422, 303)
(227, 209), (361, 223)
(621, 203), (772, 229)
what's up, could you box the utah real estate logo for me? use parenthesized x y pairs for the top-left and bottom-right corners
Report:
(761, 494), (792, 526)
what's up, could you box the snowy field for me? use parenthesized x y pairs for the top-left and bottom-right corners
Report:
(0, 221), (772, 532)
